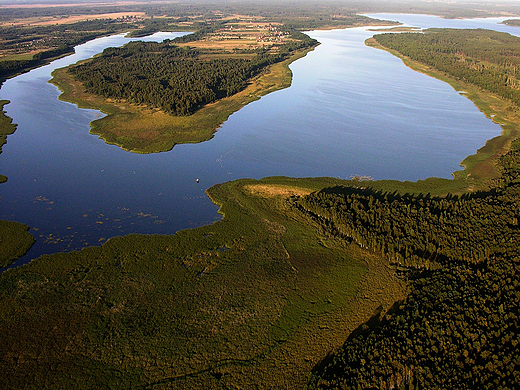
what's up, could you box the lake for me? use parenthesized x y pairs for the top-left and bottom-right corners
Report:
(1, 15), (518, 267)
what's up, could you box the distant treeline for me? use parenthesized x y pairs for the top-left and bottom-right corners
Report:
(69, 34), (317, 116)
(0, 5), (139, 21)
(503, 19), (520, 27)
(374, 29), (520, 106)
(0, 19), (142, 81)
(0, 45), (74, 79)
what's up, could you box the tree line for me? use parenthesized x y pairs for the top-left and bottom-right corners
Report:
(294, 182), (519, 268)
(305, 136), (520, 389)
(68, 35), (317, 116)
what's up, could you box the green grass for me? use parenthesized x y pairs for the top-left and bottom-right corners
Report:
(49, 47), (314, 154)
(0, 176), (405, 389)
(0, 100), (17, 183)
(0, 53), (35, 62)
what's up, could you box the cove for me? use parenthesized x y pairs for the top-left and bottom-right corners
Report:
(1, 15), (517, 267)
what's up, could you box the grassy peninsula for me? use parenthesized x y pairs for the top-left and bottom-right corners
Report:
(50, 26), (317, 153)
(2, 138), (520, 387)
(0, 100), (16, 183)
(0, 220), (34, 268)
(0, 176), (406, 389)
(50, 44), (314, 153)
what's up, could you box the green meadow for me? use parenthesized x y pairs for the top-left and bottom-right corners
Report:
(0, 176), (406, 389)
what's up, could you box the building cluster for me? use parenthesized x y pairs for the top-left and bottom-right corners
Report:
(210, 23), (289, 43)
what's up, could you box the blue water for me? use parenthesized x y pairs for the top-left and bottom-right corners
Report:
(1, 16), (518, 267)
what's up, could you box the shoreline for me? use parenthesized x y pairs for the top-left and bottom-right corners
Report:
(0, 175), (407, 387)
(49, 46), (317, 153)
(0, 99), (17, 183)
(365, 36), (520, 192)
(5, 26), (519, 267)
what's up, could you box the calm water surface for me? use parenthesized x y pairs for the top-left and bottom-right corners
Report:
(1, 16), (518, 267)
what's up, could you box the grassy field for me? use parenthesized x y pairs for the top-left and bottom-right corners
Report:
(0, 99), (17, 183)
(0, 220), (34, 268)
(0, 176), (406, 389)
(1, 12), (147, 27)
(366, 37), (520, 193)
(50, 47), (312, 153)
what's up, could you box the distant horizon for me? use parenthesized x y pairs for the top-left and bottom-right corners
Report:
(2, 0), (520, 18)
(2, 0), (520, 6)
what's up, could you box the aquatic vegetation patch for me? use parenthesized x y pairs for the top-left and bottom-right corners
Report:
(0, 176), (405, 389)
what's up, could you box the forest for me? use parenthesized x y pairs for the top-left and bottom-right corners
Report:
(68, 32), (317, 116)
(304, 139), (520, 388)
(374, 29), (520, 107)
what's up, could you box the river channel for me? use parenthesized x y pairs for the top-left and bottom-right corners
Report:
(1, 14), (519, 267)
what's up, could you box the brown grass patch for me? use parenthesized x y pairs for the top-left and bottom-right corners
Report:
(244, 184), (314, 198)
(0, 2), (144, 9)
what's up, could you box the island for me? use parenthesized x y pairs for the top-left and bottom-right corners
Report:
(47, 14), (394, 153)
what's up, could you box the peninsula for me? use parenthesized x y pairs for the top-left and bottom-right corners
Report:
(50, 26), (319, 152)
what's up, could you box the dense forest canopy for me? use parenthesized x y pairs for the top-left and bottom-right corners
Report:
(68, 32), (317, 116)
(306, 138), (520, 389)
(374, 29), (520, 106)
